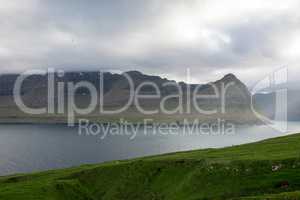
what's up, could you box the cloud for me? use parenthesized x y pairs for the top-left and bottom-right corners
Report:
(0, 0), (299, 85)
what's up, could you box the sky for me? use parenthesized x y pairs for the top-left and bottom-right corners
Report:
(0, 0), (300, 86)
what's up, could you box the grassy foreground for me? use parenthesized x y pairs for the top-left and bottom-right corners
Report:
(2, 134), (300, 199)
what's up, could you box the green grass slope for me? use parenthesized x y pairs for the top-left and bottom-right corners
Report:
(2, 133), (300, 200)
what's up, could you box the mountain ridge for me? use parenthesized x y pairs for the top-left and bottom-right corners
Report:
(0, 71), (259, 124)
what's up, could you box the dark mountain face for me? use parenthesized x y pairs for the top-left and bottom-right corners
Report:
(0, 72), (121, 96)
(198, 73), (251, 103)
(0, 70), (251, 106)
(0, 71), (248, 96)
(0, 74), (49, 95)
(0, 71), (259, 123)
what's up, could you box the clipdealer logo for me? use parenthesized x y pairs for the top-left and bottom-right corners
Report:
(251, 67), (288, 133)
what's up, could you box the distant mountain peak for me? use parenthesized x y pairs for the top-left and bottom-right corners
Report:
(214, 73), (245, 87)
(123, 71), (143, 76)
(221, 73), (238, 81)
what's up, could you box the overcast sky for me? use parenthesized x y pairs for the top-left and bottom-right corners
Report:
(0, 0), (300, 86)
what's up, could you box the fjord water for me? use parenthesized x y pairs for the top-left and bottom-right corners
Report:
(1, 122), (300, 176)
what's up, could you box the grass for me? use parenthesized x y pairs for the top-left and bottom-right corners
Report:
(1, 133), (300, 199)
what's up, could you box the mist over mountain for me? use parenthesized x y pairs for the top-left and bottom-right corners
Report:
(254, 90), (300, 121)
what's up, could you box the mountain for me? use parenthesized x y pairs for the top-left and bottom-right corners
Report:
(0, 71), (259, 124)
(198, 73), (251, 106)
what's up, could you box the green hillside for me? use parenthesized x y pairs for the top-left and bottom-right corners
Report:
(1, 133), (300, 200)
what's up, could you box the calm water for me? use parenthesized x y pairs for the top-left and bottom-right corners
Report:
(1, 122), (300, 175)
